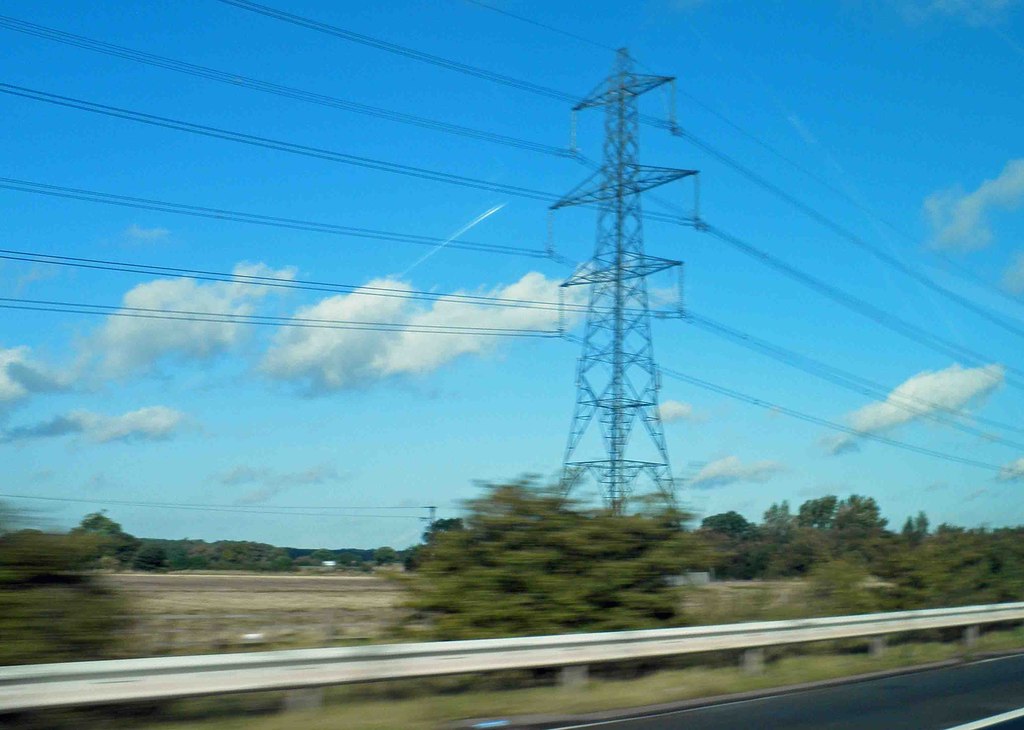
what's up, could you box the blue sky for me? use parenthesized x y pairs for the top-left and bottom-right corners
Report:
(1, 0), (1022, 548)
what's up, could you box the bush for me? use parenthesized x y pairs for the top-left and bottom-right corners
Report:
(408, 481), (707, 639)
(0, 529), (129, 665)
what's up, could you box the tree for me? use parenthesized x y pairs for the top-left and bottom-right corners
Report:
(408, 481), (707, 639)
(71, 512), (140, 567)
(797, 496), (838, 530)
(373, 546), (398, 565)
(0, 526), (128, 664)
(762, 501), (794, 538)
(423, 517), (464, 544)
(132, 543), (168, 572)
(901, 512), (929, 546)
(701, 511), (753, 540)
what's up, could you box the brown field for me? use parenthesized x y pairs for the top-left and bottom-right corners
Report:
(109, 572), (409, 656)
(110, 572), (814, 657)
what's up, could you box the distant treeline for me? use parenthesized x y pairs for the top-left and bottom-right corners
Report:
(49, 512), (417, 572)
(699, 495), (1024, 610)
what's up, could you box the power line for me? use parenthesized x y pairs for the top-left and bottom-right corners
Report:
(9, 245), (1018, 446)
(560, 335), (1007, 473)
(0, 296), (559, 337)
(0, 14), (573, 159)
(460, 0), (617, 52)
(458, 0), (1021, 312)
(0, 177), (552, 260)
(215, 0), (578, 103)
(0, 83), (558, 203)
(657, 362), (1006, 473)
(663, 133), (1024, 339)
(702, 224), (1024, 392)
(0, 87), (686, 227)
(216, 0), (1021, 329)
(5, 171), (1020, 396)
(0, 492), (432, 519)
(0, 248), (582, 313)
(687, 311), (1024, 445)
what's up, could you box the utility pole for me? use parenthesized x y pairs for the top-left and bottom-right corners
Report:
(554, 48), (697, 513)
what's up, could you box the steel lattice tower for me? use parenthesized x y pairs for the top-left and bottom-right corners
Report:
(554, 49), (696, 513)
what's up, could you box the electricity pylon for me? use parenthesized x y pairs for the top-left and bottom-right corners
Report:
(554, 48), (696, 513)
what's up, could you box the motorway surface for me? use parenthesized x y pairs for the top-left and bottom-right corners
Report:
(547, 655), (1024, 730)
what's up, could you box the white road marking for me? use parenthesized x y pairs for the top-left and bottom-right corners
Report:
(943, 707), (1024, 730)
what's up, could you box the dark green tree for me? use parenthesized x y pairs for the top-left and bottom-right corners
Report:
(408, 481), (707, 639)
(0, 524), (129, 664)
(131, 543), (168, 572)
(796, 496), (838, 530)
(701, 511), (753, 539)
(71, 512), (140, 567)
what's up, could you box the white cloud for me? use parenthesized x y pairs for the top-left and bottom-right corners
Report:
(999, 457), (1024, 481)
(658, 399), (700, 423)
(826, 363), (1004, 454)
(0, 346), (67, 410)
(262, 272), (578, 392)
(124, 224), (170, 241)
(1003, 252), (1024, 294)
(90, 262), (295, 377)
(896, 0), (1017, 25)
(0, 406), (186, 444)
(924, 159), (1024, 250)
(218, 464), (343, 505)
(689, 455), (785, 489)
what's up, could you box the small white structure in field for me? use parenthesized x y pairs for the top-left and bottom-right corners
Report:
(321, 560), (337, 568)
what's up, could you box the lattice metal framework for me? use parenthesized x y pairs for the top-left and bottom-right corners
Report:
(555, 49), (696, 513)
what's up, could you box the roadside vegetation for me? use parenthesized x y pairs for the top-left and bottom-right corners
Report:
(2, 481), (1023, 729)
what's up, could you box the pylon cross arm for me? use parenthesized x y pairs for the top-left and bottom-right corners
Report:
(561, 255), (680, 286)
(549, 166), (697, 210)
(572, 74), (675, 112)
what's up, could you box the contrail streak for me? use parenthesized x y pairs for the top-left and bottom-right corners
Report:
(399, 203), (506, 277)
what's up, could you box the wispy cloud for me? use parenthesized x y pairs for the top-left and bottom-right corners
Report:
(658, 399), (702, 424)
(1002, 251), (1024, 294)
(924, 158), (1024, 250)
(0, 406), (187, 444)
(825, 363), (1004, 454)
(689, 455), (785, 489)
(218, 464), (344, 505)
(999, 457), (1024, 482)
(124, 224), (170, 241)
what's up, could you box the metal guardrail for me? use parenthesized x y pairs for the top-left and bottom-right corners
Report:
(1, 602), (1022, 712)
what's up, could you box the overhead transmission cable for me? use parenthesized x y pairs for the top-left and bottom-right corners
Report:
(4, 89), (1020, 373)
(0, 83), (558, 204)
(215, 0), (1023, 329)
(0, 492), (435, 519)
(701, 224), (1024, 391)
(457, 0), (1024, 312)
(8, 244), (1021, 445)
(0, 177), (554, 261)
(214, 0), (578, 103)
(0, 295), (558, 337)
(0, 248), (583, 314)
(657, 362), (1007, 473)
(0, 14), (573, 159)
(567, 336), (1008, 474)
(686, 312), (1024, 445)
(0, 84), (683, 226)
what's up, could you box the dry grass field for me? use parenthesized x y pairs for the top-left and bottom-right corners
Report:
(108, 572), (409, 655)
(107, 573), (833, 657)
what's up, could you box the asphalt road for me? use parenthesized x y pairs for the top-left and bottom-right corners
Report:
(549, 655), (1024, 730)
